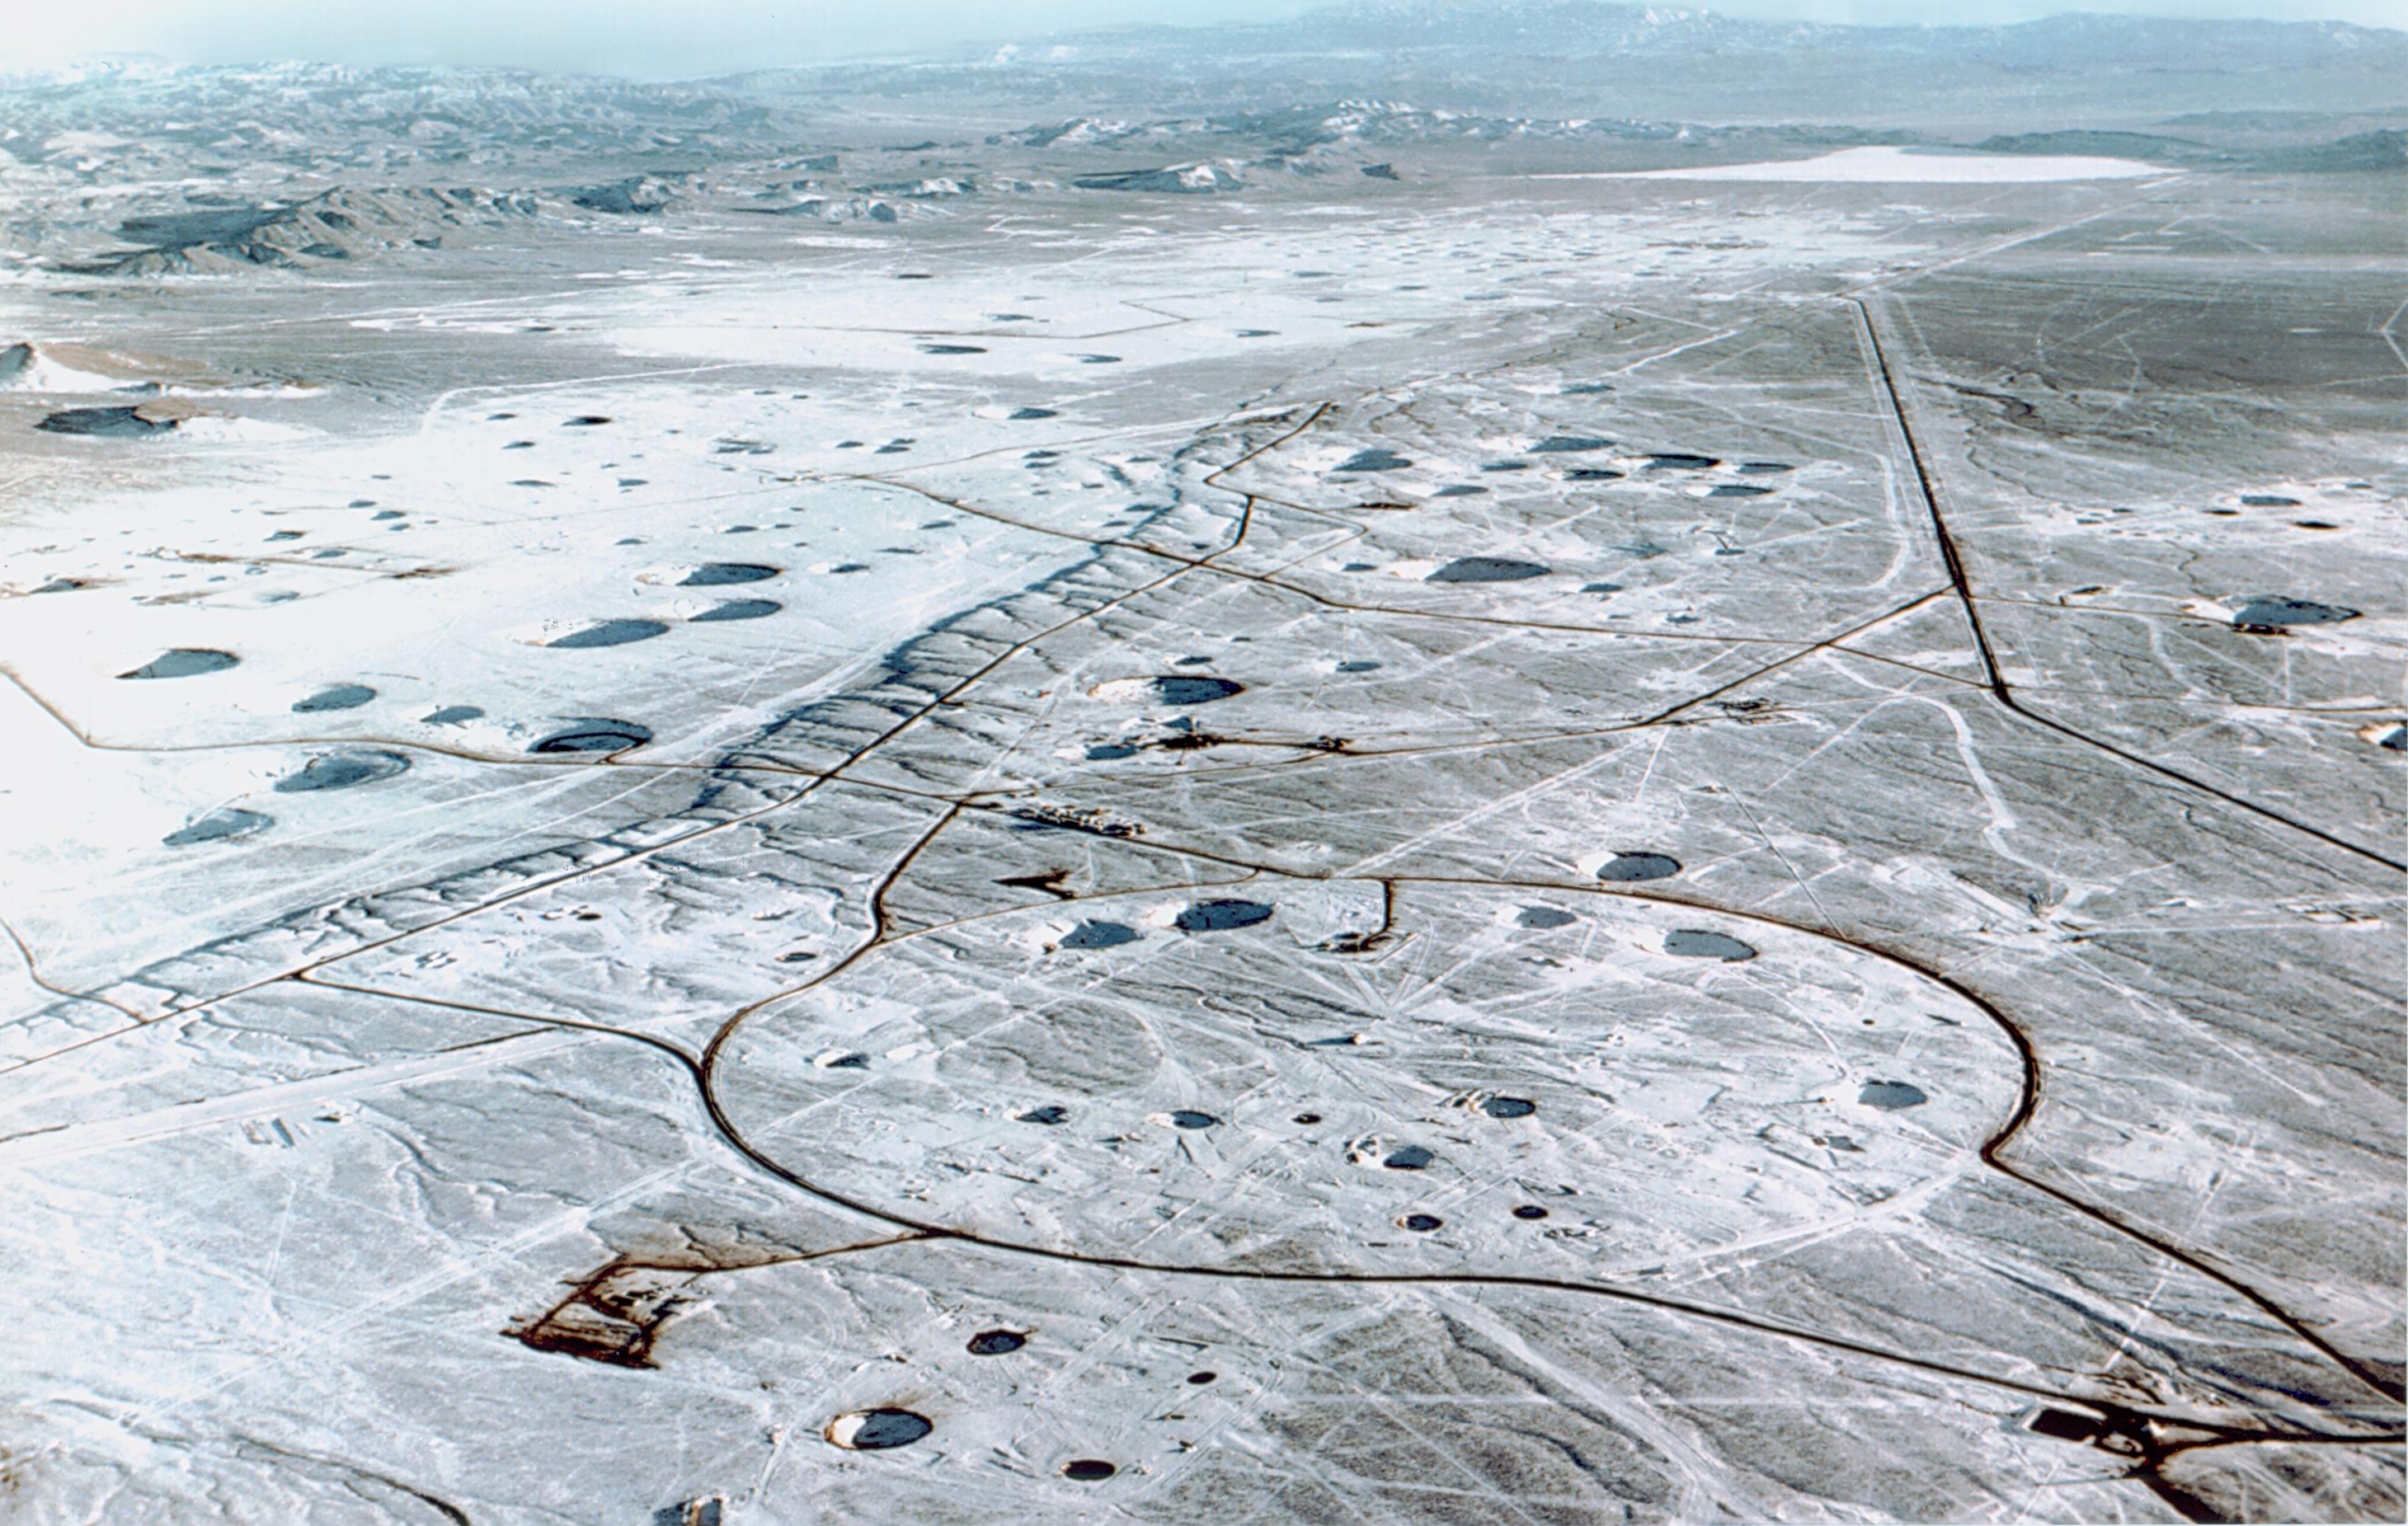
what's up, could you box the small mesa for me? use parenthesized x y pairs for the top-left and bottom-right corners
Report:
(1383, 1145), (1433, 1171)
(292, 683), (374, 713)
(562, 415), (612, 427)
(2239, 495), (2300, 507)
(1858, 1080), (1928, 1110)
(825, 1409), (931, 1451)
(274, 750), (409, 794)
(1060, 920), (1140, 950)
(1174, 899), (1272, 932)
(1188, 1370), (1218, 1385)
(1433, 484), (1488, 497)
(1480, 1096), (1538, 1119)
(530, 719), (651, 754)
(1333, 448), (1412, 473)
(1017, 1105), (1070, 1125)
(119, 648), (238, 681)
(1708, 484), (1771, 497)
(1737, 462), (1793, 474)
(1400, 1213), (1443, 1233)
(1009, 407), (1059, 420)
(1517, 906), (1577, 929)
(1664, 928), (1757, 961)
(35, 406), (177, 438)
(1648, 453), (1719, 471)
(966, 1330), (1027, 1356)
(1427, 556), (1548, 584)
(1512, 1204), (1550, 1221)
(422, 705), (484, 726)
(1060, 1460), (1117, 1482)
(163, 807), (271, 847)
(920, 344), (985, 355)
(1597, 852), (1680, 882)
(1529, 435), (1611, 453)
(1168, 1110), (1219, 1129)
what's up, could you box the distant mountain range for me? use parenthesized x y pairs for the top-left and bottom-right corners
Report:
(714, 2), (2407, 124)
(1280, 2), (2401, 71)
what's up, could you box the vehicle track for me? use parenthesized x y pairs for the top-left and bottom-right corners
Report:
(1845, 293), (2404, 874)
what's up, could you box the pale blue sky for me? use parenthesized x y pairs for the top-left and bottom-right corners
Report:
(4, 2), (2393, 77)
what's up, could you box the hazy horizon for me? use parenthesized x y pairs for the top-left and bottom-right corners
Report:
(7, 0), (2401, 80)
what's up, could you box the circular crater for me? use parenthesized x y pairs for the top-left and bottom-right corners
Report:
(1089, 675), (1245, 707)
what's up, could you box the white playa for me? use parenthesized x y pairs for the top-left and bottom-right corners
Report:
(1549, 144), (2166, 182)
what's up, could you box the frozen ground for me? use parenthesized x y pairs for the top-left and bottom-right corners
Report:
(1, 21), (2404, 1526)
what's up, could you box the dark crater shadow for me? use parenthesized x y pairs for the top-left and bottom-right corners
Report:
(1174, 899), (1272, 932)
(549, 619), (669, 649)
(1151, 675), (1244, 705)
(119, 648), (238, 680)
(163, 807), (271, 847)
(531, 719), (652, 754)
(1663, 928), (1756, 961)
(292, 683), (375, 713)
(679, 563), (781, 586)
(691, 600), (781, 622)
(274, 750), (409, 794)
(1427, 557), (1548, 584)
(1597, 852), (1680, 882)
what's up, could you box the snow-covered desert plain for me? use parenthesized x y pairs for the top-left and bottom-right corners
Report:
(2, 7), (2403, 1522)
